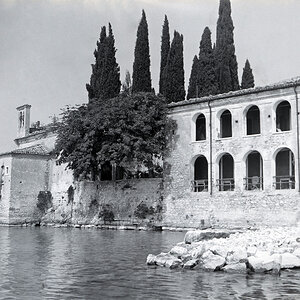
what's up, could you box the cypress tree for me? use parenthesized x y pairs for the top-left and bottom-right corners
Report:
(198, 27), (218, 97)
(86, 26), (107, 100)
(241, 59), (255, 89)
(159, 15), (170, 95)
(187, 55), (199, 99)
(86, 24), (120, 101)
(102, 23), (121, 99)
(215, 0), (239, 93)
(163, 31), (185, 103)
(132, 10), (152, 93)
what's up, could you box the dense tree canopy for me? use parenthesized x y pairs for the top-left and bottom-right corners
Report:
(159, 15), (170, 95)
(215, 0), (239, 93)
(55, 93), (175, 180)
(86, 24), (121, 101)
(241, 59), (255, 89)
(132, 10), (152, 93)
(163, 31), (185, 103)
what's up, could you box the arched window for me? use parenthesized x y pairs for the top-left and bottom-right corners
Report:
(100, 162), (112, 181)
(245, 151), (263, 190)
(274, 148), (295, 189)
(220, 110), (232, 138)
(193, 156), (208, 192)
(196, 114), (206, 141)
(246, 106), (260, 135)
(276, 101), (291, 132)
(217, 153), (234, 191)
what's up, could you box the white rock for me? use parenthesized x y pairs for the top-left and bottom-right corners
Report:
(281, 253), (300, 269)
(247, 246), (257, 257)
(200, 250), (226, 270)
(226, 247), (248, 264)
(184, 230), (232, 244)
(210, 245), (229, 258)
(169, 245), (188, 257)
(223, 263), (247, 273)
(183, 259), (199, 269)
(248, 255), (281, 273)
(191, 244), (206, 259)
(146, 254), (156, 265)
(293, 248), (300, 258)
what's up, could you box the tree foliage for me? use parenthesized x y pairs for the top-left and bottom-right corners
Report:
(187, 55), (199, 99)
(215, 0), (239, 93)
(198, 27), (218, 97)
(241, 59), (255, 89)
(55, 93), (176, 180)
(163, 31), (185, 103)
(159, 15), (170, 95)
(86, 24), (121, 101)
(132, 10), (152, 93)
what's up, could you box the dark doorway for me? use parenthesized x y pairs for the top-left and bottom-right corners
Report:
(100, 162), (112, 181)
(218, 154), (234, 191)
(245, 151), (263, 190)
(193, 156), (208, 192)
(275, 148), (295, 189)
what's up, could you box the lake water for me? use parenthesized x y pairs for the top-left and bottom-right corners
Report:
(0, 227), (299, 300)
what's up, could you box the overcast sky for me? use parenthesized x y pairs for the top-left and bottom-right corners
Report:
(0, 0), (300, 153)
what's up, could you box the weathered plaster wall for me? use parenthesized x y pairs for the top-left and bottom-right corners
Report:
(45, 162), (163, 224)
(164, 86), (300, 228)
(0, 156), (12, 223)
(8, 155), (50, 224)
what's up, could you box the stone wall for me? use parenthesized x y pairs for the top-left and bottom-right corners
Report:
(0, 156), (12, 223)
(45, 162), (163, 224)
(163, 86), (300, 228)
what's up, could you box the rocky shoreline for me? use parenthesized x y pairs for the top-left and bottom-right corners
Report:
(147, 227), (300, 274)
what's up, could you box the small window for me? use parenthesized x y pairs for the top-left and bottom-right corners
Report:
(5, 167), (9, 175)
(195, 114), (206, 141)
(220, 110), (232, 138)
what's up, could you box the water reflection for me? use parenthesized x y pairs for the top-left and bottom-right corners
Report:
(0, 228), (299, 299)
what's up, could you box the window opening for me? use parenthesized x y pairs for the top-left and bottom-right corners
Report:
(245, 151), (263, 190)
(192, 156), (208, 192)
(196, 114), (206, 141)
(220, 110), (232, 138)
(247, 106), (260, 135)
(276, 101), (291, 132)
(217, 154), (234, 191)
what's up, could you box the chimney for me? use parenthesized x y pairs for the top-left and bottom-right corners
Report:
(16, 104), (31, 138)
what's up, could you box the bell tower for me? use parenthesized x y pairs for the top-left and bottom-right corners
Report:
(16, 104), (31, 138)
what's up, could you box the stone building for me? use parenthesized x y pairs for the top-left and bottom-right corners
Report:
(1, 78), (300, 228)
(163, 77), (300, 228)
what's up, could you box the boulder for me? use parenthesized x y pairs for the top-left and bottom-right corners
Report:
(223, 263), (247, 273)
(181, 254), (193, 264)
(183, 259), (199, 269)
(200, 250), (226, 271)
(247, 246), (257, 257)
(281, 253), (300, 269)
(184, 229), (233, 244)
(248, 255), (281, 273)
(146, 254), (156, 265)
(226, 247), (248, 264)
(191, 244), (206, 259)
(169, 245), (189, 257)
(154, 253), (182, 269)
(210, 245), (229, 258)
(293, 248), (300, 258)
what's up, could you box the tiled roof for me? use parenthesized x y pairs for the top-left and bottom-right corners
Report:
(10, 144), (51, 156)
(168, 76), (300, 108)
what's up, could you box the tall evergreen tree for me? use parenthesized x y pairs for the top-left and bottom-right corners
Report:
(86, 26), (107, 100)
(187, 55), (199, 99)
(102, 23), (121, 99)
(241, 59), (255, 89)
(121, 70), (132, 95)
(198, 27), (218, 97)
(86, 24), (121, 101)
(132, 10), (152, 93)
(163, 31), (185, 103)
(215, 0), (239, 93)
(159, 15), (170, 95)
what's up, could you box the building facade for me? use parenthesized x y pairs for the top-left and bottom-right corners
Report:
(163, 78), (300, 228)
